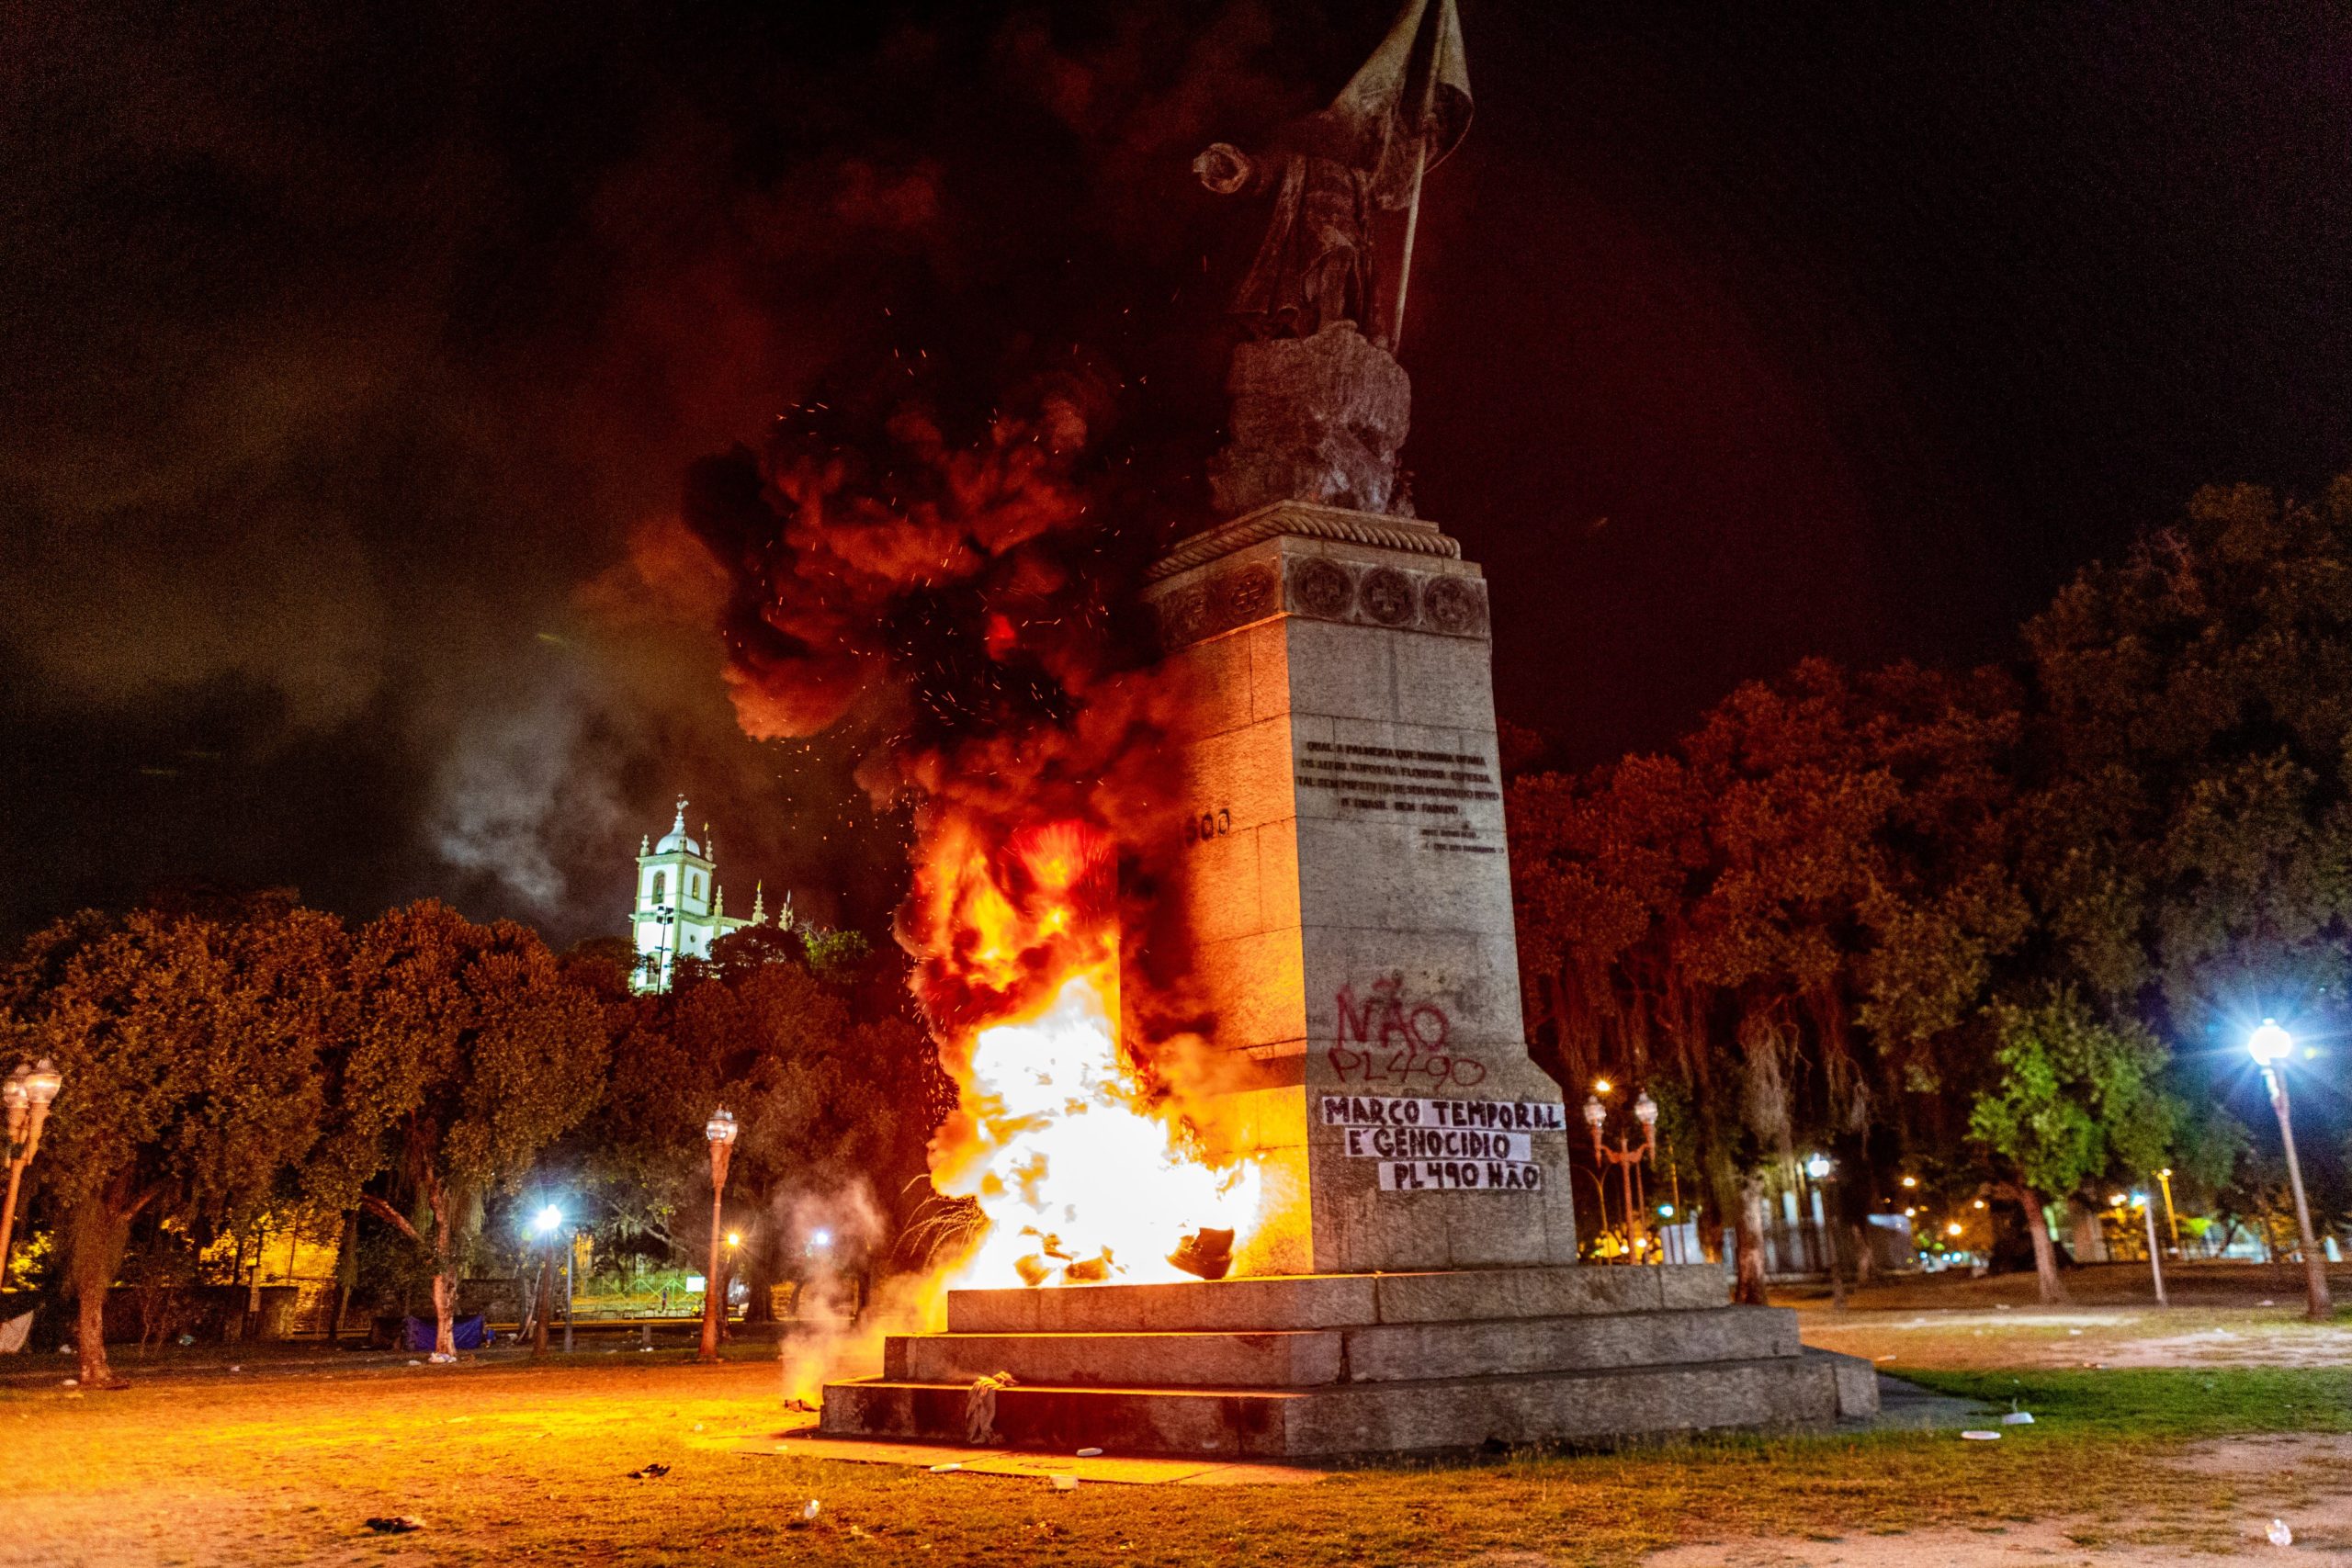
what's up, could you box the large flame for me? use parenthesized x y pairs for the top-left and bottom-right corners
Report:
(919, 818), (1259, 1288)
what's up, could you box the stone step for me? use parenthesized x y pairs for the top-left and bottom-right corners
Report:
(945, 1263), (1728, 1334)
(889, 1306), (1795, 1388)
(821, 1349), (1868, 1459)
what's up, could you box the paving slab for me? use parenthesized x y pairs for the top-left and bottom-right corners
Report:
(737, 1425), (1322, 1485)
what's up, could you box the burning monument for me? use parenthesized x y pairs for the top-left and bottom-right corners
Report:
(818, 0), (1877, 1455)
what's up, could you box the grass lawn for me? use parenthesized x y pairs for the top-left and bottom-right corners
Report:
(6, 1327), (2352, 1568)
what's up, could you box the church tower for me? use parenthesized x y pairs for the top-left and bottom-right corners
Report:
(630, 797), (778, 992)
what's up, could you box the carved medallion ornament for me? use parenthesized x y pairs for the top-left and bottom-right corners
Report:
(1421, 574), (1487, 637)
(1159, 585), (1211, 648)
(1157, 556), (1488, 650)
(1360, 567), (1417, 626)
(1293, 557), (1355, 619)
(1216, 560), (1281, 627)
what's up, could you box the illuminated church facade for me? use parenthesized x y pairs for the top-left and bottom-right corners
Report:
(629, 798), (785, 993)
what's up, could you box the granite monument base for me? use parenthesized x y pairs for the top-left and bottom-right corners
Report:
(819, 1265), (1877, 1458)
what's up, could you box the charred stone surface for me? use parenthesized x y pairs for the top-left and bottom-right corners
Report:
(1208, 324), (1413, 518)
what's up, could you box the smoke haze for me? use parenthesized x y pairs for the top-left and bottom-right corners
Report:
(7, 1), (2350, 942)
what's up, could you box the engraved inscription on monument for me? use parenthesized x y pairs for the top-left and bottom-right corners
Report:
(1297, 739), (1501, 853)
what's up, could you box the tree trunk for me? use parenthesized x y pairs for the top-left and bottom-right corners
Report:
(742, 1226), (777, 1326)
(243, 1228), (266, 1343)
(2008, 1183), (2064, 1303)
(1733, 1171), (1770, 1306)
(327, 1211), (358, 1348)
(423, 1173), (457, 1357)
(67, 1189), (138, 1390)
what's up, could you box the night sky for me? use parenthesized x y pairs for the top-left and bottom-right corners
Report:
(6, 1), (2348, 947)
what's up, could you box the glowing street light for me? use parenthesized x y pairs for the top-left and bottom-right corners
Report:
(0, 1059), (63, 1289)
(2155, 1168), (2180, 1255)
(1582, 1090), (1657, 1262)
(2247, 1020), (2331, 1320)
(699, 1108), (740, 1363)
(1804, 1152), (1831, 1181)
(525, 1203), (567, 1356)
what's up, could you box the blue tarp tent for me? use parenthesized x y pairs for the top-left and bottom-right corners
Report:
(401, 1314), (489, 1351)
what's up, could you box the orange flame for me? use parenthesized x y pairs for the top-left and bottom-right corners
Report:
(918, 818), (1259, 1288)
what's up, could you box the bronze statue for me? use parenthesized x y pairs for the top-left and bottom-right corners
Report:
(1194, 0), (1471, 350)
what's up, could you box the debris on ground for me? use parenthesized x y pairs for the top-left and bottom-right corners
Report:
(1076, 1447), (1103, 1457)
(1168, 1227), (1235, 1281)
(965, 1371), (1016, 1444)
(2002, 1411), (2035, 1425)
(626, 1462), (670, 1480)
(1960, 1429), (2001, 1440)
(786, 1499), (822, 1529)
(363, 1517), (426, 1534)
(1051, 1472), (1080, 1491)
(928, 1462), (962, 1473)
(782, 1397), (817, 1414)
(2269, 1518), (2294, 1547)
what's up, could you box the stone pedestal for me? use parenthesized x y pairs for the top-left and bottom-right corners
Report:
(1141, 501), (1575, 1276)
(817, 503), (1880, 1456)
(822, 1266), (1878, 1457)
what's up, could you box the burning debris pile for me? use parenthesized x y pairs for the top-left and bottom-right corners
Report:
(683, 362), (1260, 1290)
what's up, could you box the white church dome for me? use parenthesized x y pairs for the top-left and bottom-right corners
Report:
(655, 799), (700, 856)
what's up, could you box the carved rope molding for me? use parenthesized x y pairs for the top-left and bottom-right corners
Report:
(1145, 501), (1464, 582)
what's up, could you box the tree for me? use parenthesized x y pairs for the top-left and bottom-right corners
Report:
(583, 948), (942, 1322)
(1510, 660), (2025, 1301)
(2018, 477), (2352, 1238)
(0, 897), (350, 1387)
(331, 902), (607, 1357)
(1969, 990), (2181, 1302)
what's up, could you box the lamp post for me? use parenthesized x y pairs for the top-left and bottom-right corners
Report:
(699, 1108), (739, 1362)
(641, 904), (678, 992)
(1804, 1152), (1846, 1305)
(2249, 1020), (2331, 1320)
(2155, 1167), (2180, 1257)
(2134, 1190), (2168, 1307)
(1582, 1090), (1658, 1262)
(0, 1059), (64, 1290)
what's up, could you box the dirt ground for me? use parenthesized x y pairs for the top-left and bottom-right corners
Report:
(1784, 1261), (2352, 1371)
(5, 1271), (2350, 1568)
(1641, 1434), (2352, 1565)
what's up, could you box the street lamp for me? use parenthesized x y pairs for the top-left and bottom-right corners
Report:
(640, 904), (680, 992)
(0, 1059), (64, 1291)
(1582, 1090), (1657, 1262)
(2155, 1167), (2180, 1256)
(2249, 1019), (2331, 1320)
(699, 1108), (740, 1362)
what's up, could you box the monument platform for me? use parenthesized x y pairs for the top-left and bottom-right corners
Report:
(819, 1265), (1878, 1458)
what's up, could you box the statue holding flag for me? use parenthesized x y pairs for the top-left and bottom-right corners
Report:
(1194, 0), (1472, 518)
(1194, 0), (1471, 350)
